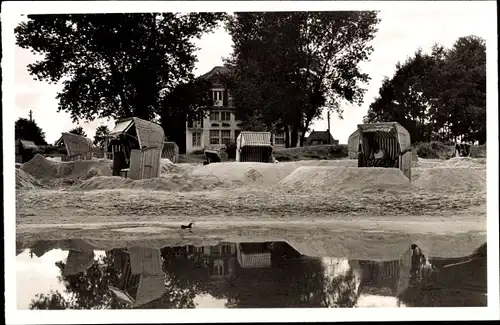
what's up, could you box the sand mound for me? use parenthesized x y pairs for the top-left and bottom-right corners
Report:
(277, 166), (412, 193)
(16, 169), (42, 190)
(444, 157), (486, 168)
(160, 159), (197, 176)
(55, 159), (112, 179)
(20, 154), (113, 186)
(73, 173), (229, 192)
(190, 161), (322, 185)
(20, 154), (59, 180)
(412, 167), (486, 192)
(413, 159), (445, 169)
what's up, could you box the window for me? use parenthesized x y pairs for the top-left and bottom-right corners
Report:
(192, 119), (202, 129)
(221, 111), (231, 121)
(275, 133), (285, 145)
(210, 111), (220, 121)
(210, 130), (220, 145)
(235, 130), (241, 141)
(192, 132), (201, 147)
(212, 91), (223, 101)
(221, 130), (231, 144)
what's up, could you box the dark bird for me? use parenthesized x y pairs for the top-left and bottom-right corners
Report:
(181, 222), (194, 229)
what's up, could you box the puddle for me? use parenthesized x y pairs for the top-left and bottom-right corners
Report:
(17, 240), (487, 309)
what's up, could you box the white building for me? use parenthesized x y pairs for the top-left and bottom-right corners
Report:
(185, 66), (293, 154)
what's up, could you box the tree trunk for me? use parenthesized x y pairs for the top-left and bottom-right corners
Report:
(300, 119), (311, 147)
(284, 125), (290, 148)
(291, 126), (298, 148)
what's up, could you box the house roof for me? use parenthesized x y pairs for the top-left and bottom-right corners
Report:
(306, 130), (335, 144)
(199, 66), (230, 80)
(237, 132), (272, 148)
(17, 139), (38, 150)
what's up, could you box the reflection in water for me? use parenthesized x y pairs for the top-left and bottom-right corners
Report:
(17, 240), (487, 309)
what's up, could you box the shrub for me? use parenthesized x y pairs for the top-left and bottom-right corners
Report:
(225, 142), (237, 159)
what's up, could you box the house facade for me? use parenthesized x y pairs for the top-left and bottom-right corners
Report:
(185, 66), (294, 154)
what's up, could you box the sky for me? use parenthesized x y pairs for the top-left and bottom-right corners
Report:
(13, 5), (494, 145)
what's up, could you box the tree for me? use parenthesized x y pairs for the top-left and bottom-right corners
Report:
(15, 117), (47, 145)
(363, 48), (441, 143)
(93, 125), (110, 147)
(158, 79), (213, 153)
(54, 254), (127, 309)
(364, 36), (486, 144)
(29, 290), (72, 310)
(15, 13), (226, 124)
(68, 126), (87, 137)
(437, 36), (486, 144)
(224, 12), (380, 147)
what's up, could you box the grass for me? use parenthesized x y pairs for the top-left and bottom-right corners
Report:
(274, 145), (348, 161)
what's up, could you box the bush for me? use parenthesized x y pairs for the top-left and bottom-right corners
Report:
(416, 141), (456, 159)
(225, 142), (237, 159)
(416, 141), (486, 159)
(274, 145), (348, 161)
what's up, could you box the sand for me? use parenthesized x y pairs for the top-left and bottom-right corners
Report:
(16, 169), (42, 190)
(412, 167), (486, 193)
(17, 155), (487, 197)
(19, 154), (113, 186)
(72, 174), (229, 192)
(15, 156), (487, 260)
(277, 166), (412, 194)
(189, 161), (323, 185)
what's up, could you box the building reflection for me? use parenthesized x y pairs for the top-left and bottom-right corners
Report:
(25, 239), (487, 309)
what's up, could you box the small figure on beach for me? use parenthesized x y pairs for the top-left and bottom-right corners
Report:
(181, 222), (195, 230)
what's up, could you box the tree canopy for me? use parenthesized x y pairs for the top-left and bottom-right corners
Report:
(224, 11), (380, 147)
(93, 125), (110, 147)
(15, 13), (226, 124)
(15, 117), (47, 145)
(29, 254), (126, 310)
(364, 35), (486, 144)
(68, 125), (87, 137)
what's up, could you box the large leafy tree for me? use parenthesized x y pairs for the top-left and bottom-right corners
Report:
(15, 117), (47, 145)
(363, 48), (441, 142)
(225, 12), (380, 147)
(15, 13), (226, 123)
(365, 35), (486, 144)
(437, 36), (486, 144)
(93, 125), (110, 147)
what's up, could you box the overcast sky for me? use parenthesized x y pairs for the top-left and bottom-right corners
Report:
(13, 3), (494, 144)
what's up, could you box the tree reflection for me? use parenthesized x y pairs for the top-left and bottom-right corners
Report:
(29, 252), (127, 310)
(29, 290), (72, 310)
(289, 258), (359, 308)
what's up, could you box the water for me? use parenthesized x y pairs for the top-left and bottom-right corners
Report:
(16, 240), (487, 309)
